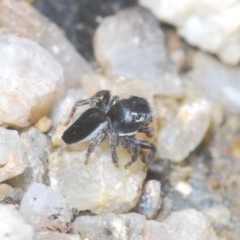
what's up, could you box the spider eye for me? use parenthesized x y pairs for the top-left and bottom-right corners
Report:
(132, 113), (144, 122)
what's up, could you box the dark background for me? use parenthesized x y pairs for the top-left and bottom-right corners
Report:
(34, 0), (138, 61)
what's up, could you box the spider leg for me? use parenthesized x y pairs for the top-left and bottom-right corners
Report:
(109, 131), (119, 167)
(65, 90), (111, 125)
(121, 136), (139, 168)
(138, 125), (154, 138)
(122, 136), (156, 169)
(85, 130), (107, 165)
(109, 95), (120, 107)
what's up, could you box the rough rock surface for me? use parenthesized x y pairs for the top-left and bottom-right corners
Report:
(73, 209), (217, 240)
(35, 231), (81, 240)
(0, 34), (63, 127)
(190, 51), (240, 113)
(135, 180), (162, 219)
(143, 209), (218, 240)
(8, 127), (51, 190)
(73, 212), (146, 240)
(49, 143), (146, 214)
(0, 204), (34, 240)
(0, 128), (26, 183)
(139, 0), (240, 65)
(81, 74), (155, 104)
(0, 0), (91, 87)
(93, 7), (182, 96)
(158, 99), (211, 162)
(20, 183), (72, 232)
(0, 183), (22, 204)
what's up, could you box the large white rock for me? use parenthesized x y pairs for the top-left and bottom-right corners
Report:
(49, 143), (146, 214)
(0, 0), (91, 87)
(20, 183), (72, 232)
(93, 7), (182, 96)
(139, 0), (240, 65)
(0, 204), (34, 240)
(0, 127), (26, 183)
(0, 34), (63, 127)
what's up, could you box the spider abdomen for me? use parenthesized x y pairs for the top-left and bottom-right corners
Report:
(62, 107), (107, 144)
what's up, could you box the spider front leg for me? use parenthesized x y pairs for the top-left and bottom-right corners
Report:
(121, 136), (139, 168)
(122, 136), (156, 169)
(65, 90), (110, 125)
(138, 125), (154, 138)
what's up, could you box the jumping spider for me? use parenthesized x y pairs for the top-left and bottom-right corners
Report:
(62, 90), (156, 168)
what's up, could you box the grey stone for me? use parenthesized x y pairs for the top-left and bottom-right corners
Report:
(93, 7), (182, 96)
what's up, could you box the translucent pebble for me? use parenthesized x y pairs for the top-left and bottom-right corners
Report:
(0, 204), (34, 240)
(49, 143), (146, 214)
(158, 99), (211, 162)
(0, 34), (64, 127)
(93, 7), (182, 96)
(0, 127), (26, 183)
(0, 0), (91, 87)
(20, 183), (72, 232)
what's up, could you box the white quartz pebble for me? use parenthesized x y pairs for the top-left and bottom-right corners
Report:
(0, 127), (26, 183)
(0, 0), (91, 87)
(0, 34), (63, 127)
(20, 183), (72, 232)
(158, 99), (211, 162)
(49, 143), (146, 214)
(0, 204), (34, 240)
(139, 0), (240, 65)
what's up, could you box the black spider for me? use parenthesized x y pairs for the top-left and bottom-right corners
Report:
(62, 90), (156, 168)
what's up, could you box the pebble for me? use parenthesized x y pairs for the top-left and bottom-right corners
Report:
(73, 212), (146, 240)
(0, 203), (34, 240)
(0, 184), (22, 204)
(202, 205), (232, 227)
(158, 99), (211, 162)
(0, 127), (26, 183)
(73, 209), (218, 240)
(8, 127), (50, 190)
(135, 180), (162, 219)
(48, 143), (146, 214)
(93, 7), (182, 96)
(139, 0), (240, 65)
(34, 116), (52, 133)
(0, 33), (63, 127)
(143, 209), (218, 240)
(35, 231), (81, 240)
(81, 74), (155, 104)
(174, 181), (193, 197)
(50, 88), (85, 128)
(191, 51), (240, 113)
(0, 0), (91, 87)
(20, 183), (72, 232)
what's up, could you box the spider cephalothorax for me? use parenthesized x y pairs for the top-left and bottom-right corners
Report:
(62, 90), (156, 168)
